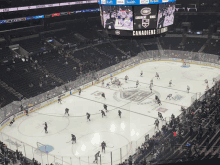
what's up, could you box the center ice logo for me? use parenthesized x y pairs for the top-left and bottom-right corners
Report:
(120, 89), (153, 102)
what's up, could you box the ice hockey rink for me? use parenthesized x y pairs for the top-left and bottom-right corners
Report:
(2, 61), (220, 165)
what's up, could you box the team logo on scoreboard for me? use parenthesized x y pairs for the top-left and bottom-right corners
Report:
(115, 30), (120, 35)
(141, 8), (151, 15)
(142, 19), (150, 28)
(101, 0), (106, 4)
(116, 0), (125, 4)
(140, 0), (149, 4)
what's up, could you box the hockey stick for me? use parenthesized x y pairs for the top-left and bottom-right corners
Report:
(66, 140), (71, 143)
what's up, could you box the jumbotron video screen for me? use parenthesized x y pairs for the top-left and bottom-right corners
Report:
(100, 5), (133, 30)
(99, 0), (176, 34)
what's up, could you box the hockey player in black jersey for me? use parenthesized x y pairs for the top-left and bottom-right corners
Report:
(58, 97), (62, 104)
(101, 141), (106, 153)
(149, 85), (152, 93)
(136, 80), (139, 88)
(86, 112), (90, 121)
(93, 151), (100, 164)
(65, 108), (69, 116)
(71, 134), (76, 144)
(158, 99), (162, 106)
(104, 104), (108, 113)
(9, 117), (15, 126)
(158, 112), (164, 120)
(44, 122), (48, 133)
(154, 119), (159, 130)
(118, 110), (122, 118)
(79, 88), (81, 95)
(101, 110), (106, 118)
(101, 93), (106, 99)
(25, 109), (29, 116)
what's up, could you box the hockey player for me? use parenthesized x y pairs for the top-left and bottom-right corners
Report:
(118, 80), (121, 87)
(157, 99), (162, 106)
(101, 93), (106, 99)
(110, 76), (113, 83)
(213, 77), (217, 84)
(65, 108), (69, 116)
(25, 109), (29, 116)
(118, 110), (122, 118)
(149, 85), (152, 93)
(155, 95), (159, 102)
(44, 122), (48, 134)
(158, 112), (164, 120)
(150, 79), (153, 86)
(104, 104), (108, 113)
(58, 97), (62, 104)
(169, 80), (172, 87)
(187, 85), (190, 93)
(93, 151), (100, 164)
(71, 134), (76, 144)
(155, 72), (160, 79)
(154, 119), (159, 130)
(166, 94), (173, 100)
(86, 112), (91, 121)
(9, 117), (15, 126)
(136, 80), (139, 88)
(101, 110), (106, 118)
(101, 141), (107, 153)
(106, 82), (110, 88)
(206, 85), (209, 91)
(102, 80), (104, 87)
(78, 88), (81, 95)
(140, 71), (143, 77)
(125, 75), (128, 83)
(205, 79), (208, 85)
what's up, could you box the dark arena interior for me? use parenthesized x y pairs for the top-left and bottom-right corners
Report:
(0, 0), (220, 165)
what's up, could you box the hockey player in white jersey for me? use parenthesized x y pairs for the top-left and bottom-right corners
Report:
(125, 9), (133, 27)
(187, 85), (190, 93)
(106, 82), (110, 88)
(213, 77), (217, 84)
(140, 71), (143, 77)
(117, 11), (121, 25)
(136, 80), (139, 88)
(125, 75), (128, 83)
(155, 72), (160, 79)
(150, 79), (153, 86)
(120, 10), (126, 26)
(166, 94), (173, 100)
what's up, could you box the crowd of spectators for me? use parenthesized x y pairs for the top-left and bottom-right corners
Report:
(118, 81), (220, 165)
(0, 141), (34, 165)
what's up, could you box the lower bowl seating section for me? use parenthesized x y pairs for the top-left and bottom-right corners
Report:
(203, 39), (220, 55)
(159, 37), (183, 50)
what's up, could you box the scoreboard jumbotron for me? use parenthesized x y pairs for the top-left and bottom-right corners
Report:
(98, 0), (176, 36)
